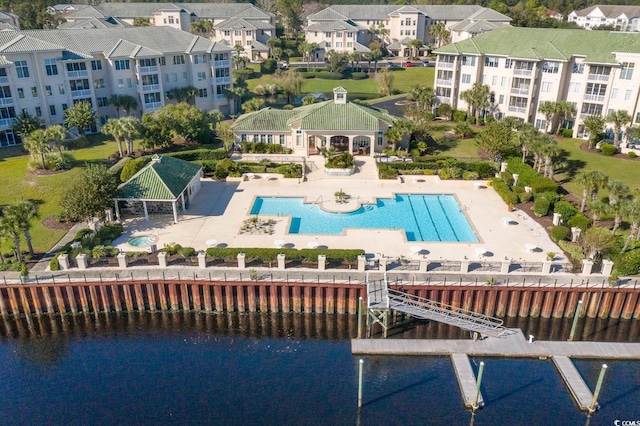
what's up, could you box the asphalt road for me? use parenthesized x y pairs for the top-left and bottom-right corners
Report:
(369, 95), (407, 116)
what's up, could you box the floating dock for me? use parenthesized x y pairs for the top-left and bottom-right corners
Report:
(450, 353), (484, 409)
(551, 355), (595, 412)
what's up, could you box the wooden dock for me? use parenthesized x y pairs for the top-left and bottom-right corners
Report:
(351, 329), (640, 359)
(450, 353), (484, 409)
(552, 355), (595, 412)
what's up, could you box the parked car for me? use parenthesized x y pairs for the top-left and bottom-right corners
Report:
(387, 61), (397, 68)
(280, 61), (289, 69)
(422, 60), (432, 67)
(404, 61), (413, 67)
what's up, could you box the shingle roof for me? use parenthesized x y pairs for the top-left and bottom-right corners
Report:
(449, 19), (510, 33)
(116, 155), (202, 201)
(305, 19), (359, 32)
(232, 96), (397, 132)
(434, 27), (640, 64)
(571, 5), (640, 18)
(308, 5), (510, 22)
(0, 34), (66, 53)
(215, 17), (257, 30)
(58, 17), (128, 29)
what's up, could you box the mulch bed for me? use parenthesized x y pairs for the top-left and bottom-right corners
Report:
(578, 141), (640, 161)
(42, 216), (75, 231)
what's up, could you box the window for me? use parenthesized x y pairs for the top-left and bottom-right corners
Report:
(0, 86), (10, 99)
(114, 60), (130, 70)
(159, 57), (166, 66)
(535, 119), (546, 130)
(144, 92), (161, 104)
(461, 74), (471, 84)
(610, 88), (618, 100)
(505, 59), (513, 69)
(246, 40), (251, 46)
(347, 32), (353, 38)
(347, 42), (353, 48)
(223, 30), (230, 36)
(45, 59), (58, 76)
(17, 88), (24, 98)
(164, 74), (169, 83)
(183, 72), (187, 81)
(62, 103), (67, 111)
(405, 18), (411, 25)
(117, 78), (124, 89)
(50, 105), (56, 116)
(296, 132), (302, 146)
(91, 60), (102, 71)
(625, 89), (632, 101)
(336, 32), (342, 38)
(66, 62), (86, 72)
(15, 61), (29, 78)
(325, 32), (331, 38)
(173, 55), (185, 65)
(97, 97), (108, 107)
(541, 81), (553, 92)
(193, 55), (207, 65)
(127, 78), (132, 88)
(31, 87), (37, 97)
(94, 78), (105, 89)
(198, 88), (208, 98)
(197, 71), (206, 81)
(246, 31), (252, 37)
(35, 107), (41, 117)
(70, 79), (90, 91)
(253, 134), (258, 142)
(498, 94), (504, 104)
(168, 16), (174, 24)
(173, 73), (178, 82)
(621, 62), (634, 80)
(58, 84), (65, 95)
(260, 134), (266, 143)
(586, 83), (607, 96)
(279, 135), (285, 145)
(267, 135), (273, 144)
(492, 75), (498, 85)
(234, 30), (241, 36)
(636, 112), (640, 123)
(501, 77), (507, 87)
(568, 82), (581, 94)
(484, 57), (498, 67)
(542, 62), (559, 73)
(461, 56), (476, 66)
(572, 63), (584, 74)
(335, 42), (342, 48)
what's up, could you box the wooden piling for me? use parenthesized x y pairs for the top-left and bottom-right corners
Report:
(18, 287), (31, 316)
(77, 286), (89, 313)
(314, 286), (324, 314)
(192, 284), (202, 311)
(146, 283), (156, 312)
(542, 291), (557, 318)
(247, 285), (257, 312)
(451, 289), (462, 309)
(224, 285), (234, 312)
(506, 290), (519, 318)
(552, 291), (567, 319)
(270, 284), (279, 313)
(598, 292), (614, 319)
(65, 286), (77, 314)
(292, 286), (302, 313)
(157, 284), (168, 311)
(529, 291), (544, 318)
(462, 291), (473, 312)
(473, 289), (485, 313)
(281, 285), (290, 313)
(53, 286), (66, 313)
(259, 285), (268, 312)
(29, 287), (41, 316)
(122, 285), (134, 311)
(564, 291), (580, 318)
(495, 289), (508, 317)
(88, 286), (99, 313)
(0, 289), (8, 317)
(304, 286), (312, 313)
(336, 287), (345, 314)
(348, 287), (358, 314)
(622, 292), (638, 319)
(586, 292), (602, 318)
(111, 285), (122, 312)
(168, 284), (179, 310)
(180, 284), (190, 311)
(519, 290), (532, 317)
(212, 285), (223, 311)
(134, 284), (145, 311)
(98, 285), (110, 312)
(325, 287), (334, 314)
(610, 292), (625, 319)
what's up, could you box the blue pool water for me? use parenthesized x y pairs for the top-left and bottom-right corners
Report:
(250, 194), (478, 242)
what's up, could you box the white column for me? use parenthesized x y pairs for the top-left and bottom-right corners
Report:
(143, 200), (149, 221)
(348, 137), (354, 155)
(172, 201), (178, 223)
(180, 192), (186, 211)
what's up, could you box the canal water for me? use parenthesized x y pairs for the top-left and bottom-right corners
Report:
(0, 313), (637, 425)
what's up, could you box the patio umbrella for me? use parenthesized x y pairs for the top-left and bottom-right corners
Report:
(410, 245), (423, 255)
(307, 241), (320, 249)
(525, 243), (537, 253)
(274, 239), (285, 248)
(502, 217), (512, 225)
(475, 247), (487, 258)
(206, 239), (217, 248)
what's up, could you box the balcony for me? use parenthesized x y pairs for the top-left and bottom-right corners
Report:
(436, 79), (452, 86)
(216, 94), (226, 100)
(580, 113), (600, 121)
(0, 77), (8, 84)
(138, 65), (158, 74)
(215, 76), (232, 85)
(213, 60), (231, 68)
(510, 87), (529, 95)
(436, 96), (451, 104)
(513, 69), (532, 77)
(0, 117), (16, 128)
(438, 62), (454, 69)
(67, 70), (88, 78)
(0, 97), (13, 105)
(508, 106), (527, 114)
(144, 102), (162, 110)
(588, 73), (609, 82)
(71, 89), (92, 98)
(584, 94), (605, 102)
(142, 84), (160, 92)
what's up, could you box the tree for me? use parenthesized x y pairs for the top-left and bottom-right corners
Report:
(607, 180), (629, 206)
(326, 51), (347, 73)
(476, 120), (517, 161)
(0, 213), (22, 262)
(429, 22), (450, 48)
(23, 129), (49, 170)
(102, 118), (126, 157)
(277, 70), (303, 104)
(277, 0), (303, 39)
(590, 170), (609, 202)
(12, 111), (44, 139)
(215, 122), (235, 151)
(460, 83), (490, 123)
(376, 68), (395, 97)
(369, 23), (389, 44)
(437, 103), (452, 120)
(160, 103), (212, 144)
(587, 200), (610, 226)
(621, 198), (640, 253)
(537, 100), (556, 133)
(580, 226), (615, 260)
(4, 200), (38, 256)
(119, 116), (141, 155)
(60, 164), (118, 224)
(406, 39), (424, 58)
(242, 98), (265, 113)
(190, 19), (213, 36)
(575, 171), (600, 212)
(407, 85), (436, 113)
(516, 122), (538, 163)
(133, 18), (150, 27)
(298, 41), (318, 67)
(64, 101), (96, 137)
(385, 119), (413, 151)
(46, 125), (68, 164)
(554, 101), (574, 135)
(582, 114), (605, 149)
(348, 52), (363, 71)
(141, 113), (172, 150)
(606, 109), (631, 148)
(166, 86), (197, 105)
(539, 134), (560, 179)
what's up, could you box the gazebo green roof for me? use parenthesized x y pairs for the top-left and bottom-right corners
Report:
(115, 155), (202, 201)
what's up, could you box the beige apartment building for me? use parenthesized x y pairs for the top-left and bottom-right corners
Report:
(61, 2), (275, 60)
(0, 27), (233, 148)
(434, 27), (640, 139)
(568, 5), (640, 31)
(305, 5), (511, 59)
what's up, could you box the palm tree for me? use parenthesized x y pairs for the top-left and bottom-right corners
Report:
(460, 83), (490, 123)
(587, 200), (610, 226)
(5, 200), (38, 256)
(537, 101), (556, 133)
(119, 116), (141, 155)
(554, 101), (574, 135)
(606, 109), (631, 148)
(607, 180), (629, 205)
(120, 95), (138, 116)
(46, 124), (68, 163)
(516, 123), (538, 163)
(101, 118), (125, 157)
(0, 214), (22, 262)
(298, 41), (318, 67)
(582, 114), (605, 149)
(23, 128), (49, 170)
(190, 19), (213, 37)
(590, 170), (609, 202)
(429, 22), (450, 48)
(575, 171), (597, 212)
(621, 198), (640, 253)
(406, 39), (424, 59)
(407, 85), (436, 112)
(385, 119), (413, 151)
(610, 199), (627, 235)
(539, 135), (560, 178)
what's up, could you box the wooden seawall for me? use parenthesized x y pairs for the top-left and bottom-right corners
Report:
(0, 280), (638, 319)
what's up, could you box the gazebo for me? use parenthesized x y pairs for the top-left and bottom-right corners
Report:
(114, 155), (203, 223)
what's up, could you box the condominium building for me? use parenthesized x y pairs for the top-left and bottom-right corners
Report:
(60, 2), (275, 59)
(433, 27), (640, 138)
(0, 27), (233, 148)
(304, 5), (511, 59)
(568, 5), (640, 31)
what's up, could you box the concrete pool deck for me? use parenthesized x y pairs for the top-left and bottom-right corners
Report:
(113, 157), (564, 263)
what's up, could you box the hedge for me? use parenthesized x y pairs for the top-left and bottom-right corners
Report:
(613, 248), (640, 276)
(506, 157), (558, 194)
(567, 213), (592, 231)
(554, 201), (578, 220)
(315, 71), (344, 80)
(491, 178), (519, 206)
(205, 247), (364, 262)
(549, 225), (570, 242)
(165, 148), (227, 162)
(381, 159), (496, 179)
(351, 72), (368, 80)
(600, 143), (616, 156)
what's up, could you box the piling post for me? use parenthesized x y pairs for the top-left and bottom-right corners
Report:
(357, 359), (364, 410)
(568, 300), (583, 341)
(589, 364), (607, 413)
(473, 362), (485, 411)
(357, 297), (363, 339)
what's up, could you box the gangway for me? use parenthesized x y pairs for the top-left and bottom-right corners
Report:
(365, 274), (509, 338)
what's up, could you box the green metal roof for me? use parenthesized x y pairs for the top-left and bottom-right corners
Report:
(231, 99), (397, 132)
(435, 27), (640, 64)
(116, 155), (202, 201)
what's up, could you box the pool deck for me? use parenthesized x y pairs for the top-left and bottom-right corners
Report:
(112, 157), (563, 264)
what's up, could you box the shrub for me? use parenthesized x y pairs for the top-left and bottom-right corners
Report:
(454, 122), (473, 138)
(260, 58), (277, 74)
(629, 151), (637, 159)
(518, 191), (533, 203)
(178, 247), (196, 258)
(600, 143), (617, 156)
(465, 116), (476, 125)
(491, 178), (519, 206)
(162, 243), (182, 255)
(49, 256), (60, 271)
(549, 225), (571, 242)
(500, 171), (514, 186)
(452, 110), (467, 122)
(532, 198), (550, 217)
(234, 68), (254, 80)
(462, 171), (479, 180)
(512, 185), (525, 194)
(530, 178), (558, 194)
(166, 148), (227, 161)
(205, 247), (364, 262)
(554, 201), (578, 220)
(120, 157), (150, 182)
(109, 157), (131, 176)
(561, 128), (573, 138)
(536, 191), (562, 205)
(315, 71), (343, 80)
(614, 248), (640, 276)
(351, 72), (368, 80)
(567, 213), (592, 231)
(558, 240), (584, 262)
(283, 104), (294, 110)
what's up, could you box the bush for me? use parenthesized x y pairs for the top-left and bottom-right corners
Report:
(315, 71), (343, 80)
(491, 178), (519, 206)
(283, 104), (294, 110)
(518, 191), (533, 203)
(351, 72), (368, 80)
(260, 58), (277, 74)
(166, 148), (227, 161)
(549, 225), (571, 242)
(536, 191), (562, 205)
(234, 68), (254, 80)
(178, 247), (196, 258)
(600, 143), (617, 156)
(109, 157), (131, 176)
(554, 201), (578, 220)
(530, 178), (558, 194)
(120, 157), (150, 182)
(462, 171), (479, 180)
(205, 247), (364, 262)
(561, 128), (573, 138)
(558, 240), (584, 262)
(628, 151), (637, 159)
(465, 116), (476, 125)
(49, 256), (60, 271)
(500, 171), (514, 186)
(512, 185), (525, 194)
(162, 243), (182, 255)
(452, 110), (467, 122)
(614, 248), (640, 276)
(567, 213), (592, 231)
(532, 198), (550, 217)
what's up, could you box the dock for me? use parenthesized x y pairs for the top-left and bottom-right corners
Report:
(552, 355), (595, 411)
(450, 353), (484, 409)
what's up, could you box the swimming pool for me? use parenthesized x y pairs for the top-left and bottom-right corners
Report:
(250, 194), (478, 242)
